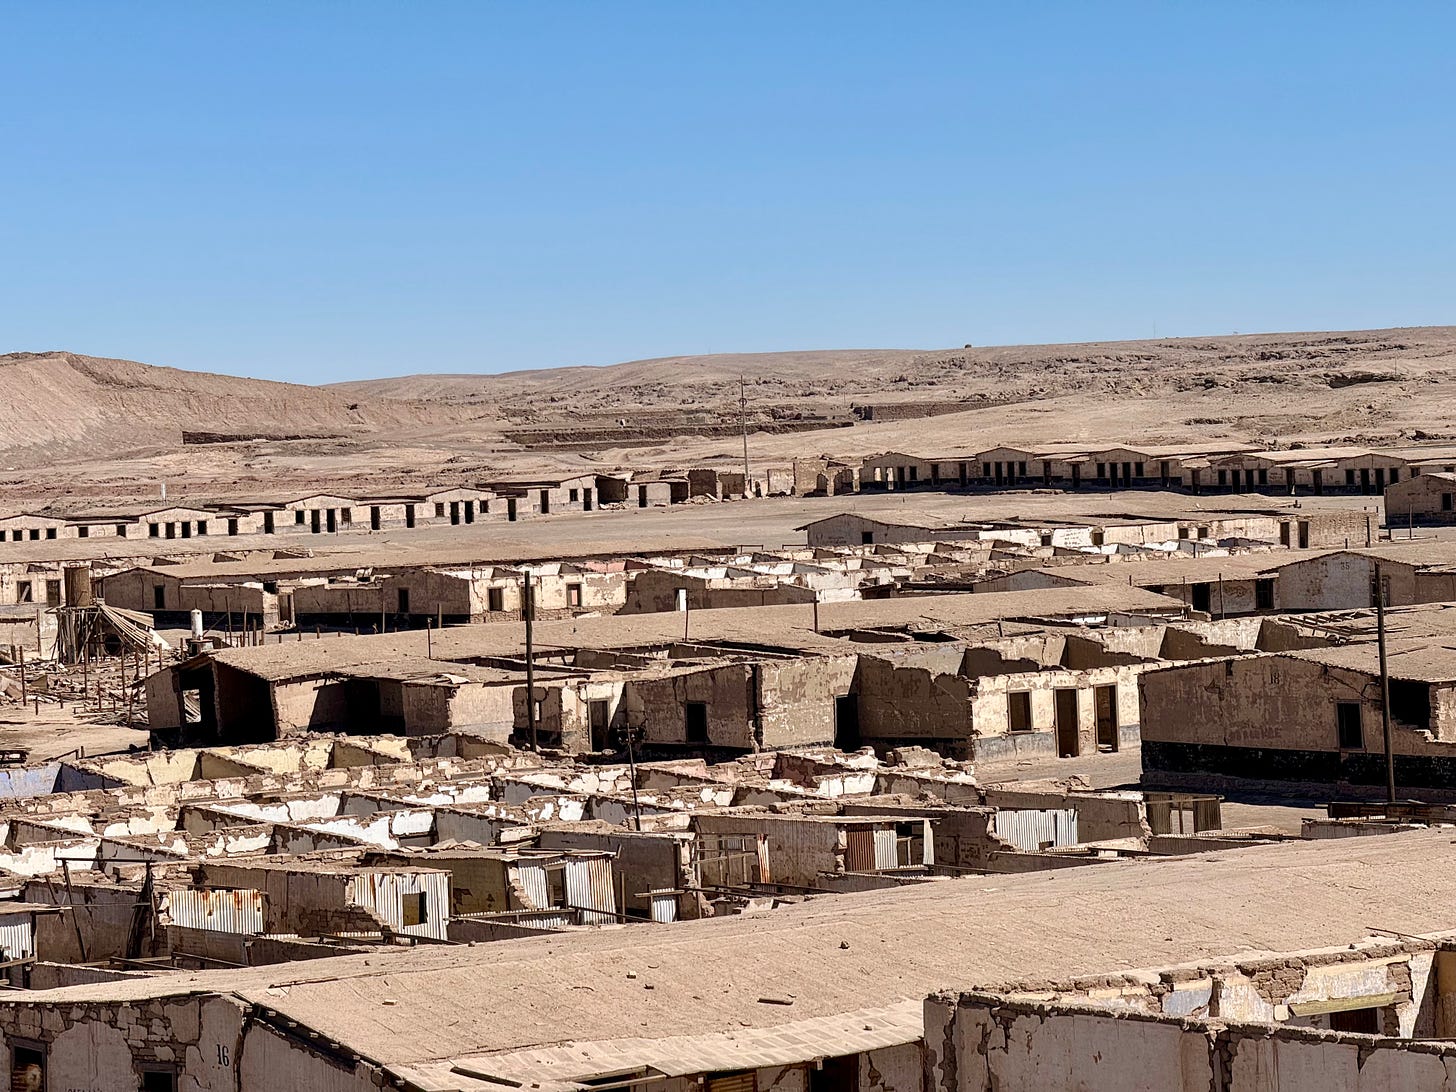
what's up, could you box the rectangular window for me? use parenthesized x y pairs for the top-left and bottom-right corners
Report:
(15, 581), (32, 603)
(117, 523), (128, 537)
(907, 465), (918, 481)
(77, 525), (88, 539)
(1217, 470), (1228, 485)
(706, 1073), (758, 1092)
(435, 502), (446, 517)
(685, 701), (709, 744)
(488, 587), (505, 612)
(340, 507), (352, 523)
(568, 488), (579, 502)
(1336, 701), (1363, 750)
(44, 527), (56, 540)
(197, 521), (208, 536)
(295, 509), (306, 524)
(148, 523), (160, 538)
(11, 1043), (44, 1091)
(1097, 462), (1107, 479)
(566, 583), (583, 608)
(1008, 692), (1033, 733)
(1134, 462), (1144, 477)
(860, 531), (873, 545)
(1346, 469), (1357, 486)
(227, 519), (239, 535)
(27, 529), (37, 541)
(982, 462), (991, 477)
(45, 580), (60, 606)
(141, 1068), (179, 1092)
(401, 891), (427, 927)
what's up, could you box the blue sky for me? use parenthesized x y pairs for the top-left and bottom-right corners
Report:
(1, 2), (1451, 382)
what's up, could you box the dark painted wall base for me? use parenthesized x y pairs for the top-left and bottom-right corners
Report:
(1142, 740), (1456, 801)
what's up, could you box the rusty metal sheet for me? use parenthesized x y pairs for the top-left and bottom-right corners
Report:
(992, 808), (1078, 851)
(845, 828), (875, 871)
(345, 871), (449, 941)
(565, 855), (616, 925)
(163, 888), (265, 935)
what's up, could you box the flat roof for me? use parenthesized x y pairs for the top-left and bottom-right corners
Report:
(13, 829), (1456, 1071)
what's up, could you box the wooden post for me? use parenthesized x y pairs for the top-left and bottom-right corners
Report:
(523, 578), (537, 753)
(1376, 562), (1396, 804)
(17, 647), (25, 705)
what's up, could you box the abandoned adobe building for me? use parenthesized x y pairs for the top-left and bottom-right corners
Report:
(855, 439), (1456, 496)
(1138, 602), (1456, 799)
(799, 507), (1376, 552)
(143, 585), (1225, 758)
(0, 798), (1448, 1091)
(929, 926), (1456, 1091)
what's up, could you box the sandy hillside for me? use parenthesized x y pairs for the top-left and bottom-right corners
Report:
(6, 327), (1456, 505)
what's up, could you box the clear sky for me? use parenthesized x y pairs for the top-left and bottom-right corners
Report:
(2, 2), (1452, 383)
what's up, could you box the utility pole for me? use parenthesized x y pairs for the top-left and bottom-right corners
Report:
(739, 374), (751, 490)
(1375, 562), (1395, 804)
(623, 724), (643, 831)
(522, 576), (538, 753)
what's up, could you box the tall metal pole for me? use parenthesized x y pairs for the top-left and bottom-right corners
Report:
(523, 577), (538, 753)
(739, 374), (751, 491)
(1375, 562), (1395, 804)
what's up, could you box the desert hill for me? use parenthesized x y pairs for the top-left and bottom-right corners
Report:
(0, 351), (474, 464)
(331, 327), (1456, 445)
(6, 327), (1456, 505)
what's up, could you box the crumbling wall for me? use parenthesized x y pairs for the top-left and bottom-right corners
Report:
(757, 655), (858, 749)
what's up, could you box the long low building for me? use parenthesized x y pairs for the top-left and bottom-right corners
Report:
(856, 440), (1456, 496)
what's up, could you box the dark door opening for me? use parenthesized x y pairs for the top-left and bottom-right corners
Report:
(539, 489), (551, 514)
(507, 498), (518, 522)
(450, 501), (461, 525)
(371, 506), (381, 530)
(1298, 520), (1310, 548)
(1191, 582), (1212, 613)
(834, 694), (860, 749)
(1094, 685), (1118, 752)
(397, 588), (410, 614)
(1255, 578), (1275, 610)
(810, 1055), (859, 1092)
(637, 485), (649, 508)
(685, 701), (709, 744)
(1054, 688), (1079, 757)
(589, 699), (610, 751)
(860, 531), (874, 545)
